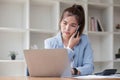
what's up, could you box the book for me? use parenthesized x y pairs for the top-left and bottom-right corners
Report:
(89, 17), (96, 31)
(97, 19), (104, 32)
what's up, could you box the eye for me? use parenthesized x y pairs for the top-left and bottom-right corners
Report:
(63, 21), (67, 25)
(71, 24), (77, 27)
(71, 25), (76, 27)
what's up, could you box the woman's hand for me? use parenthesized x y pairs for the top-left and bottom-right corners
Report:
(67, 32), (80, 49)
(71, 68), (75, 75)
(71, 68), (81, 75)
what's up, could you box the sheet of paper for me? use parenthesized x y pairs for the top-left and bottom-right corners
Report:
(74, 75), (120, 79)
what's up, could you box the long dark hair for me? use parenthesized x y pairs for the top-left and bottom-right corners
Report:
(60, 4), (85, 36)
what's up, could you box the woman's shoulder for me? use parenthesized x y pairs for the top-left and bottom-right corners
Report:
(80, 34), (90, 44)
(45, 32), (61, 43)
(81, 34), (88, 40)
(45, 36), (57, 43)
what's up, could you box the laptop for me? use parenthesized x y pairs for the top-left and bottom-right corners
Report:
(24, 48), (72, 77)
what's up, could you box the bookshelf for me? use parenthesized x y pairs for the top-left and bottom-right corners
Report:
(0, 0), (120, 76)
(0, 60), (26, 76)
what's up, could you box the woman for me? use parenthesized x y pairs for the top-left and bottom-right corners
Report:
(44, 4), (94, 76)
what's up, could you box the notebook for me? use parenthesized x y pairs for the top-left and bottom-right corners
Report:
(24, 48), (72, 77)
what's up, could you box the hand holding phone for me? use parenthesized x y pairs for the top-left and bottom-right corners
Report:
(68, 26), (81, 49)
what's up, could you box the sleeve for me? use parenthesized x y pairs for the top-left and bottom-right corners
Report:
(77, 36), (94, 75)
(65, 47), (75, 62)
(44, 39), (52, 49)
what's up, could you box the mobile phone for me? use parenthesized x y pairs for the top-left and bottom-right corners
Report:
(74, 26), (80, 38)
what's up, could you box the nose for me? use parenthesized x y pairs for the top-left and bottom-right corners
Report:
(65, 25), (70, 31)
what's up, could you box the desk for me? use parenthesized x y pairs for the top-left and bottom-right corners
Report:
(0, 77), (120, 80)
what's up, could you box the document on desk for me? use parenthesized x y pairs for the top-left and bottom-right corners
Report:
(74, 74), (120, 79)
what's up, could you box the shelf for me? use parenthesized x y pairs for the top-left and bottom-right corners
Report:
(29, 28), (57, 34)
(30, 0), (59, 30)
(114, 4), (120, 7)
(113, 34), (120, 60)
(88, 4), (112, 32)
(0, 0), (26, 3)
(87, 0), (112, 5)
(30, 32), (54, 49)
(113, 32), (120, 35)
(0, 0), (27, 29)
(88, 33), (113, 62)
(0, 60), (25, 63)
(93, 61), (113, 73)
(0, 31), (27, 60)
(0, 59), (26, 76)
(87, 31), (112, 36)
(59, 1), (75, 18)
(88, 2), (110, 8)
(113, 0), (120, 6)
(113, 61), (120, 73)
(113, 6), (120, 32)
(0, 27), (27, 32)
(114, 59), (120, 62)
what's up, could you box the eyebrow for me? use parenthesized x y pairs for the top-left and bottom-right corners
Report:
(63, 20), (77, 25)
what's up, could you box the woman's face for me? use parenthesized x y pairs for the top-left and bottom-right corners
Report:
(60, 16), (78, 39)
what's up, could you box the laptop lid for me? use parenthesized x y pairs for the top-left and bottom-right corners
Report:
(24, 48), (72, 77)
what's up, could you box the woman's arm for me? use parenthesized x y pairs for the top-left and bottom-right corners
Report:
(77, 37), (94, 75)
